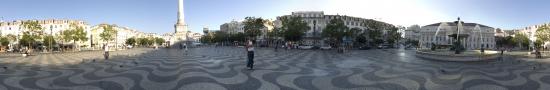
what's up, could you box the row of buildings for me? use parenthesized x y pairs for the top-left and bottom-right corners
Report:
(0, 19), (202, 50)
(219, 11), (395, 46)
(216, 11), (548, 50)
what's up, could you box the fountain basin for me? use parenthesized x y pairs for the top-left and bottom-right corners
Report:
(416, 49), (499, 62)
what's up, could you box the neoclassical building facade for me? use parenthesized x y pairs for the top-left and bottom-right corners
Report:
(274, 11), (390, 46)
(419, 21), (496, 50)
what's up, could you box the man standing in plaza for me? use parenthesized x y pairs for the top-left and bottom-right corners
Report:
(184, 43), (188, 51)
(104, 44), (110, 60)
(179, 43), (183, 50)
(246, 40), (255, 70)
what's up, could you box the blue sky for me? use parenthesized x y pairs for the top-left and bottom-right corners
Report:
(1, 0), (550, 34)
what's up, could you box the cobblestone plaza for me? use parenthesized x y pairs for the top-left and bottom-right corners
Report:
(0, 47), (548, 90)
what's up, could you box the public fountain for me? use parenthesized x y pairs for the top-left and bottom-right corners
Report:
(416, 17), (498, 61)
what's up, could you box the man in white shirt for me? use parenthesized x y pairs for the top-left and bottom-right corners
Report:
(246, 40), (255, 70)
(104, 44), (110, 60)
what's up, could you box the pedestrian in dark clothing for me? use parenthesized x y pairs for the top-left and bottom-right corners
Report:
(179, 43), (183, 50)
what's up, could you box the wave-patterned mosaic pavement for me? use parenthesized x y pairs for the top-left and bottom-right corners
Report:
(0, 47), (549, 90)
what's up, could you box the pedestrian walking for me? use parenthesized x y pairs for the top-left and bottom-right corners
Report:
(499, 48), (505, 61)
(274, 41), (278, 52)
(184, 43), (188, 51)
(536, 49), (542, 58)
(104, 44), (110, 60)
(246, 40), (255, 70)
(179, 43), (183, 50)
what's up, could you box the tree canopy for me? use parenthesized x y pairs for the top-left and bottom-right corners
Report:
(19, 21), (43, 48)
(386, 26), (401, 45)
(100, 24), (118, 42)
(322, 19), (352, 46)
(536, 24), (550, 43)
(278, 16), (310, 42)
(43, 35), (56, 48)
(243, 17), (266, 39)
(126, 37), (137, 46)
(0, 37), (9, 46)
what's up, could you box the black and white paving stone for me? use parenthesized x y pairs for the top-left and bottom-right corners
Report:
(0, 47), (548, 90)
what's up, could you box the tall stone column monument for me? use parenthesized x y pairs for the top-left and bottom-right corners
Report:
(172, 0), (188, 45)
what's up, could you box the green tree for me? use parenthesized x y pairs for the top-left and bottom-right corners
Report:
(368, 30), (383, 46)
(504, 36), (517, 48)
(495, 36), (506, 48)
(200, 35), (210, 43)
(535, 39), (545, 49)
(19, 32), (40, 47)
(147, 38), (154, 46)
(0, 37), (8, 51)
(137, 38), (151, 46)
(231, 32), (247, 43)
(6, 34), (16, 43)
(405, 39), (420, 47)
(154, 37), (165, 45)
(125, 37), (136, 46)
(212, 31), (228, 43)
(243, 17), (266, 39)
(355, 35), (368, 46)
(536, 25), (550, 42)
(365, 19), (394, 46)
(266, 28), (281, 45)
(322, 18), (351, 47)
(278, 16), (310, 42)
(62, 24), (89, 51)
(43, 35), (56, 50)
(387, 26), (401, 45)
(20, 21), (43, 49)
(514, 33), (530, 49)
(100, 24), (118, 43)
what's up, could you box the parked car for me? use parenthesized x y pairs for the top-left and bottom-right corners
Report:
(298, 45), (314, 50)
(320, 46), (332, 50)
(311, 46), (321, 50)
(377, 44), (392, 49)
(192, 42), (203, 46)
(358, 45), (372, 50)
